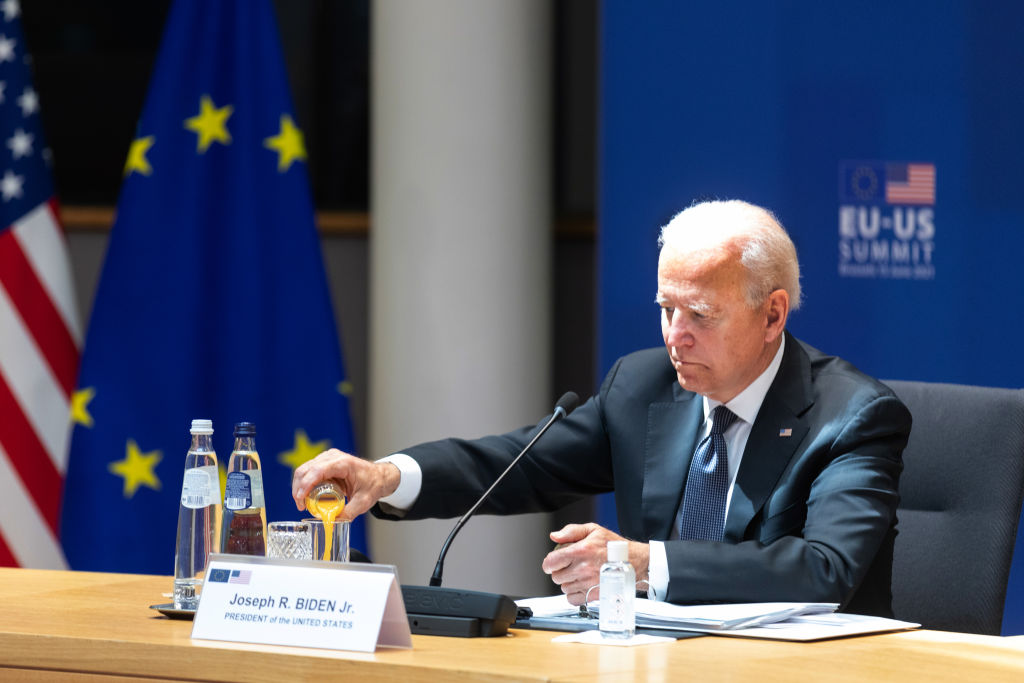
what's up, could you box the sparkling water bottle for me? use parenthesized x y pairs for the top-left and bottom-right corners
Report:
(173, 419), (221, 609)
(599, 540), (636, 639)
(220, 422), (267, 555)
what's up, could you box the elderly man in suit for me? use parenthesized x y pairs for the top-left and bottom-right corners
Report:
(293, 199), (912, 615)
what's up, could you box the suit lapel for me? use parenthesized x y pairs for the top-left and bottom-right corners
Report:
(724, 333), (814, 542)
(642, 385), (703, 540)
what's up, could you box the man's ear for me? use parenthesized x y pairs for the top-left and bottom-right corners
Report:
(764, 289), (789, 342)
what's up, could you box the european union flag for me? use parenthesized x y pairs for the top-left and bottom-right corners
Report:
(60, 0), (364, 573)
(207, 568), (230, 584)
(839, 161), (887, 204)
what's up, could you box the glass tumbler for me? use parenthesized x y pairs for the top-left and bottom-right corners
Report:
(306, 518), (350, 562)
(266, 521), (312, 560)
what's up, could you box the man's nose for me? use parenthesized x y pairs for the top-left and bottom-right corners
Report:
(664, 311), (693, 346)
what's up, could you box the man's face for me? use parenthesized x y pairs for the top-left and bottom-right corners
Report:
(657, 243), (781, 403)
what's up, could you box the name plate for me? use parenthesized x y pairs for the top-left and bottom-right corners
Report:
(191, 554), (412, 652)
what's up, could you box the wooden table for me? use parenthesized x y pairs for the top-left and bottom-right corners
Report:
(2, 568), (1023, 682)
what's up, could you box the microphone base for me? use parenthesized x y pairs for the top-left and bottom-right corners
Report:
(401, 585), (518, 637)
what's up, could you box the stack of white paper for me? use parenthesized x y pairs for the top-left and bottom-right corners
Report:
(515, 595), (837, 630)
(708, 612), (920, 641)
(515, 594), (580, 618)
(515, 596), (919, 641)
(594, 599), (839, 631)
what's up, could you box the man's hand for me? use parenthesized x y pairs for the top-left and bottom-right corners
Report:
(291, 449), (400, 521)
(541, 523), (650, 606)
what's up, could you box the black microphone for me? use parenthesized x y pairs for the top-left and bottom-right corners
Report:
(429, 391), (579, 587)
(401, 391), (580, 637)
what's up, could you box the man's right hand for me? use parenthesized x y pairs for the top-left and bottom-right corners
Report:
(291, 449), (401, 521)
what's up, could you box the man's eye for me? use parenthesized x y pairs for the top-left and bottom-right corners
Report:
(661, 306), (675, 317)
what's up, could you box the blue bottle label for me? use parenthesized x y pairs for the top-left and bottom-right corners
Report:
(225, 471), (253, 510)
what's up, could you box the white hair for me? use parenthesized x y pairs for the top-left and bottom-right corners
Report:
(658, 199), (802, 310)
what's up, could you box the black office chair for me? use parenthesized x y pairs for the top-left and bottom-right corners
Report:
(884, 380), (1024, 635)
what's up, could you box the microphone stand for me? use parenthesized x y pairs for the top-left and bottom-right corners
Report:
(401, 393), (579, 637)
(429, 399), (574, 587)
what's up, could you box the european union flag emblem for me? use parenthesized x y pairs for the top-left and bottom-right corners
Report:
(60, 0), (364, 573)
(839, 161), (886, 204)
(207, 568), (230, 584)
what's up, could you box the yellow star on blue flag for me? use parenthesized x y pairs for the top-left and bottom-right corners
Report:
(71, 387), (96, 427)
(278, 429), (331, 472)
(184, 95), (233, 152)
(108, 439), (163, 498)
(124, 136), (155, 176)
(264, 115), (307, 172)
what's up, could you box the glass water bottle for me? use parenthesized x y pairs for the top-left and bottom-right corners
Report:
(220, 421), (267, 555)
(173, 419), (221, 609)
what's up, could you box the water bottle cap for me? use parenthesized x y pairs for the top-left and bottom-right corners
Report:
(234, 421), (256, 436)
(607, 540), (629, 562)
(190, 419), (213, 434)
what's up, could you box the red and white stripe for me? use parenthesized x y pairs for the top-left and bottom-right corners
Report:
(886, 164), (936, 205)
(0, 199), (80, 568)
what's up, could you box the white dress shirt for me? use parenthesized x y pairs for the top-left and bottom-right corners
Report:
(647, 336), (785, 600)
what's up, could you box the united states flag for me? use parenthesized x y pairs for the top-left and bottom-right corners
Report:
(0, 1), (80, 568)
(885, 163), (936, 205)
(228, 570), (252, 585)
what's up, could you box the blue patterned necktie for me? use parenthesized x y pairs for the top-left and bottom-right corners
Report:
(677, 406), (739, 541)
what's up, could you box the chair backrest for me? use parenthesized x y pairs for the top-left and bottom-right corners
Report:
(885, 380), (1024, 635)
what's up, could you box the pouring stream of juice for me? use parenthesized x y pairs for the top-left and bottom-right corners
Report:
(306, 492), (345, 561)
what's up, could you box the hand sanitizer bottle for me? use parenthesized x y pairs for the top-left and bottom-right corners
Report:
(599, 540), (635, 639)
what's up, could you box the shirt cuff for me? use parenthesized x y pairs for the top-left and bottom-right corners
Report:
(647, 540), (669, 601)
(376, 453), (422, 512)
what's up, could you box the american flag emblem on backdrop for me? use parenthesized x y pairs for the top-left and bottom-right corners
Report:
(0, 1), (80, 569)
(885, 163), (935, 205)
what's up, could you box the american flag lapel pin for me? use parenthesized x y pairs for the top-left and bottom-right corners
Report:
(779, 428), (793, 437)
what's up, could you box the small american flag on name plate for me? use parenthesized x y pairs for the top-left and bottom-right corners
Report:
(228, 570), (252, 585)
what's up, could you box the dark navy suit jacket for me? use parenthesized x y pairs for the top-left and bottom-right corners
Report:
(378, 332), (912, 615)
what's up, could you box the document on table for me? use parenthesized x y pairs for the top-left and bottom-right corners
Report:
(706, 612), (920, 641)
(514, 596), (918, 641)
(516, 595), (837, 630)
(605, 599), (840, 630)
(515, 595), (580, 618)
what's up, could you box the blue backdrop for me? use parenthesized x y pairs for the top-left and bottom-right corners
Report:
(598, 1), (1024, 633)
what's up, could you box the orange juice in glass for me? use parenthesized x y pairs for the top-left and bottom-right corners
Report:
(305, 481), (348, 561)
